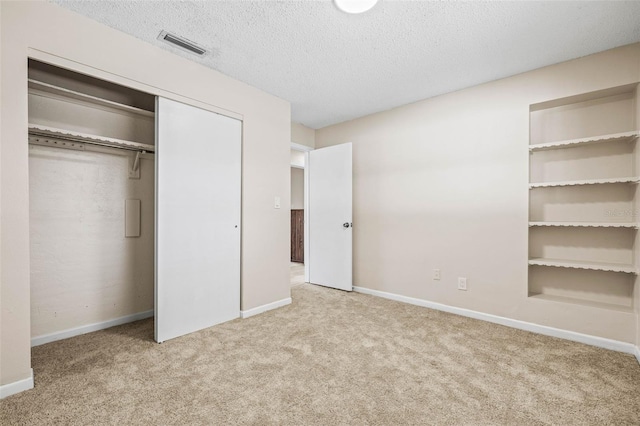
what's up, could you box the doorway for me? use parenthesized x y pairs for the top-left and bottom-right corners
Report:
(290, 143), (311, 286)
(291, 169), (305, 264)
(290, 141), (353, 291)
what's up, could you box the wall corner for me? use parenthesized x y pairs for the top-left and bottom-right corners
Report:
(0, 368), (34, 399)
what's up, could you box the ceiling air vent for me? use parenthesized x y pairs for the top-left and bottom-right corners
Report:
(158, 30), (207, 56)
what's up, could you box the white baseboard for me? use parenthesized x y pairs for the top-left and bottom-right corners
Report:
(31, 310), (154, 347)
(241, 297), (292, 319)
(634, 345), (640, 365)
(0, 368), (34, 399)
(353, 286), (637, 356)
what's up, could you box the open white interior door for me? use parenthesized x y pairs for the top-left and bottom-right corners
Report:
(155, 97), (241, 343)
(306, 143), (352, 291)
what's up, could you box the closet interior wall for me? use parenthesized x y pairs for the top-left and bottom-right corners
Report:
(28, 60), (156, 343)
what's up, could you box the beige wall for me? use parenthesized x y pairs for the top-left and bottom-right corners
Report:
(291, 122), (315, 148)
(316, 43), (640, 346)
(291, 168), (305, 210)
(1, 2), (290, 387)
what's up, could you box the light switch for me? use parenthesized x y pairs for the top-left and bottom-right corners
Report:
(274, 196), (281, 209)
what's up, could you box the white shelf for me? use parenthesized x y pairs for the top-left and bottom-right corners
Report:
(528, 293), (634, 313)
(29, 124), (155, 152)
(529, 222), (639, 229)
(528, 258), (638, 274)
(529, 130), (639, 151)
(529, 177), (640, 188)
(28, 79), (154, 118)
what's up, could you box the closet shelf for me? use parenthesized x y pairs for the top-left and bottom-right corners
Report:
(28, 124), (155, 152)
(28, 79), (154, 118)
(528, 293), (634, 313)
(528, 258), (638, 274)
(529, 177), (640, 188)
(528, 221), (639, 229)
(529, 130), (639, 151)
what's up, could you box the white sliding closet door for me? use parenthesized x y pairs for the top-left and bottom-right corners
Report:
(155, 97), (241, 343)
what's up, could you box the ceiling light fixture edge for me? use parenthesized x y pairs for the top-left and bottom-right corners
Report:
(334, 0), (379, 14)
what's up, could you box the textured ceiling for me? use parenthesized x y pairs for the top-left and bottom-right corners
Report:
(53, 1), (640, 129)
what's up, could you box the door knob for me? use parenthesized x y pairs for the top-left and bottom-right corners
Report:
(343, 222), (350, 228)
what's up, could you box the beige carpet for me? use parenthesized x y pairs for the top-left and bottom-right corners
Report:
(2, 284), (639, 425)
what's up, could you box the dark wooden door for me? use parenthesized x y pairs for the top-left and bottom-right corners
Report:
(291, 209), (304, 263)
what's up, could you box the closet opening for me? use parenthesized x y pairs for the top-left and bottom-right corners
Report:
(28, 59), (157, 346)
(290, 145), (308, 287)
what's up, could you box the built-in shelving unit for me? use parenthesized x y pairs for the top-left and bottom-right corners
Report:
(528, 83), (640, 311)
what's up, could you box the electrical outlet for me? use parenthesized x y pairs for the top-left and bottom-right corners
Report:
(457, 277), (467, 291)
(433, 269), (441, 280)
(274, 196), (281, 209)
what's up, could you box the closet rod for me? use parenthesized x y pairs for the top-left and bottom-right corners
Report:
(28, 135), (155, 158)
(28, 124), (155, 153)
